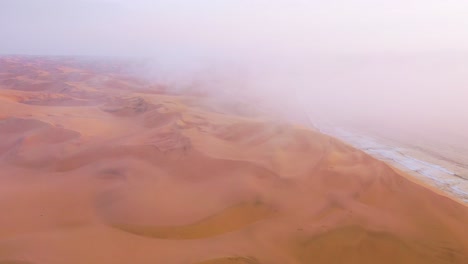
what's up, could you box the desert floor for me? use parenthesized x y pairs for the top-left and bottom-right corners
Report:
(1, 56), (468, 264)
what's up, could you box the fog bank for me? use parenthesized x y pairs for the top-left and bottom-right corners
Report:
(1, 0), (468, 134)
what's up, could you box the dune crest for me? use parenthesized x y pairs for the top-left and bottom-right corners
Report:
(107, 201), (276, 239)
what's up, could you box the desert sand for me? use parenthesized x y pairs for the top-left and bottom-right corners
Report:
(1, 56), (468, 264)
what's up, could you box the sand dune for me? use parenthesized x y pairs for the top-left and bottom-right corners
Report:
(107, 201), (276, 239)
(0, 56), (468, 263)
(196, 257), (260, 264)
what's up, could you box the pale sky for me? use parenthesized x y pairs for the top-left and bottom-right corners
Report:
(2, 0), (468, 57)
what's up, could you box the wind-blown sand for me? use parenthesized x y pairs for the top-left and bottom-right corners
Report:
(1, 56), (468, 264)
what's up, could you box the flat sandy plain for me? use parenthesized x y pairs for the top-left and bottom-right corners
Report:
(1, 56), (468, 264)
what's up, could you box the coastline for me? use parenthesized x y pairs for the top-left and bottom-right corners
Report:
(312, 123), (468, 204)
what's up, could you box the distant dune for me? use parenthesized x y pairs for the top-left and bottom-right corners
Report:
(0, 56), (467, 264)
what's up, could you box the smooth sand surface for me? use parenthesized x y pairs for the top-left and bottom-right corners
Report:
(1, 56), (468, 263)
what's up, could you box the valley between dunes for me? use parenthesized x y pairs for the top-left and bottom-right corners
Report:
(0, 56), (468, 264)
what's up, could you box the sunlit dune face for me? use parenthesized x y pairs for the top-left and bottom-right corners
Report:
(0, 57), (468, 264)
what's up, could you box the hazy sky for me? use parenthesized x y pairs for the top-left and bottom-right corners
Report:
(2, 0), (468, 57)
(1, 0), (468, 131)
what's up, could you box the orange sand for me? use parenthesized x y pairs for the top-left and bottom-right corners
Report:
(0, 56), (468, 264)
